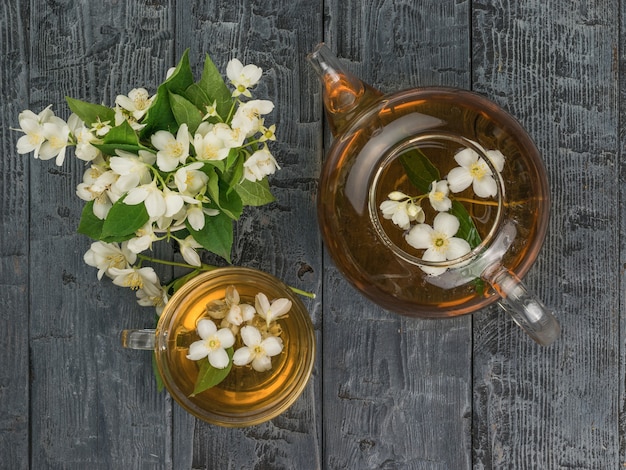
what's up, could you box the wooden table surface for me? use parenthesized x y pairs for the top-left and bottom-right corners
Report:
(1, 0), (621, 468)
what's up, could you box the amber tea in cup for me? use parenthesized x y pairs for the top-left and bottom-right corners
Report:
(121, 267), (316, 427)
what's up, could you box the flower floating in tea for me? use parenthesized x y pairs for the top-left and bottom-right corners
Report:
(447, 148), (505, 198)
(380, 145), (505, 275)
(405, 212), (471, 276)
(188, 286), (288, 394)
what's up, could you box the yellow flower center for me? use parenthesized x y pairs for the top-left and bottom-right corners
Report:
(469, 162), (487, 179)
(48, 135), (65, 149)
(29, 133), (44, 145)
(431, 233), (449, 252)
(132, 91), (150, 110)
(106, 253), (127, 269)
(166, 141), (184, 158)
(123, 272), (144, 290)
(206, 338), (221, 350)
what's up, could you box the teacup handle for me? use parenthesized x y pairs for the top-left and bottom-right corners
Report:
(121, 329), (156, 350)
(485, 266), (560, 346)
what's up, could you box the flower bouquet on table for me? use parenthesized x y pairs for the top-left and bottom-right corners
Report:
(16, 50), (311, 395)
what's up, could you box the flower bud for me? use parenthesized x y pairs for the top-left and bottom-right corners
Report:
(388, 191), (408, 201)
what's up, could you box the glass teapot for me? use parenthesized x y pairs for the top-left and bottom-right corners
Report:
(308, 44), (560, 346)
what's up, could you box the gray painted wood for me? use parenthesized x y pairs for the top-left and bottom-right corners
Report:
(2, 0), (625, 468)
(0, 1), (29, 468)
(322, 2), (473, 469)
(471, 1), (620, 468)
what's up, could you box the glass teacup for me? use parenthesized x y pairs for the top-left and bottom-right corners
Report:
(121, 267), (316, 427)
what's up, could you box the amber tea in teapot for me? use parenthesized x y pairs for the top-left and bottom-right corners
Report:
(309, 44), (559, 346)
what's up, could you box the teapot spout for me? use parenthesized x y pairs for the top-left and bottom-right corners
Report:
(308, 43), (382, 136)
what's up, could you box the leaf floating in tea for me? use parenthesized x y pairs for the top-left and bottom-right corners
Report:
(191, 347), (234, 396)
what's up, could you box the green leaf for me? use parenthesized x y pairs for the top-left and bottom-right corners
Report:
(222, 149), (244, 189)
(77, 201), (105, 240)
(205, 167), (220, 203)
(66, 96), (115, 127)
(100, 199), (150, 241)
(152, 352), (165, 393)
(141, 49), (195, 138)
(94, 120), (144, 155)
(169, 92), (204, 135)
(197, 53), (233, 119)
(399, 148), (441, 193)
(190, 348), (234, 396)
(205, 166), (244, 219)
(184, 83), (213, 112)
(103, 119), (139, 145)
(449, 200), (482, 248)
(218, 181), (243, 220)
(187, 211), (233, 262)
(169, 269), (201, 296)
(234, 177), (275, 206)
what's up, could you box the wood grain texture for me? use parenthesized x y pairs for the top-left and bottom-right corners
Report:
(0, 1), (30, 468)
(471, 1), (620, 468)
(178, 1), (324, 469)
(4, 0), (626, 468)
(621, 0), (626, 465)
(25, 0), (190, 468)
(322, 1), (474, 469)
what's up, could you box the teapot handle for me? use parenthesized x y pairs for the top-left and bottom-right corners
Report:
(484, 266), (560, 346)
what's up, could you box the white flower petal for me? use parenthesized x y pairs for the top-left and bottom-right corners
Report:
(240, 325), (262, 347)
(186, 341), (209, 360)
(473, 175), (498, 198)
(226, 305), (243, 326)
(422, 248), (447, 263)
(215, 328), (235, 349)
(156, 153), (180, 172)
(454, 147), (479, 167)
(251, 355), (272, 372)
(180, 245), (201, 267)
(420, 249), (448, 276)
(187, 207), (206, 231)
(226, 59), (243, 81)
(151, 130), (174, 150)
(240, 304), (256, 322)
(164, 193), (184, 217)
(197, 319), (217, 339)
(446, 237), (472, 260)
(447, 167), (473, 193)
(405, 224), (433, 250)
(145, 191), (166, 217)
(433, 212), (460, 237)
(269, 298), (292, 318)
(208, 348), (230, 369)
(124, 187), (148, 205)
(255, 293), (271, 318)
(486, 149), (505, 172)
(391, 207), (410, 230)
(261, 337), (284, 357)
(232, 347), (253, 366)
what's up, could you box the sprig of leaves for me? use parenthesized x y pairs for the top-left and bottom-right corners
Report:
(70, 50), (276, 262)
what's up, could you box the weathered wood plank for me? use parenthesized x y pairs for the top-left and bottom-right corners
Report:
(472, 1), (620, 468)
(0, 1), (30, 468)
(322, 1), (473, 469)
(618, 0), (626, 465)
(26, 0), (188, 467)
(178, 1), (324, 468)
